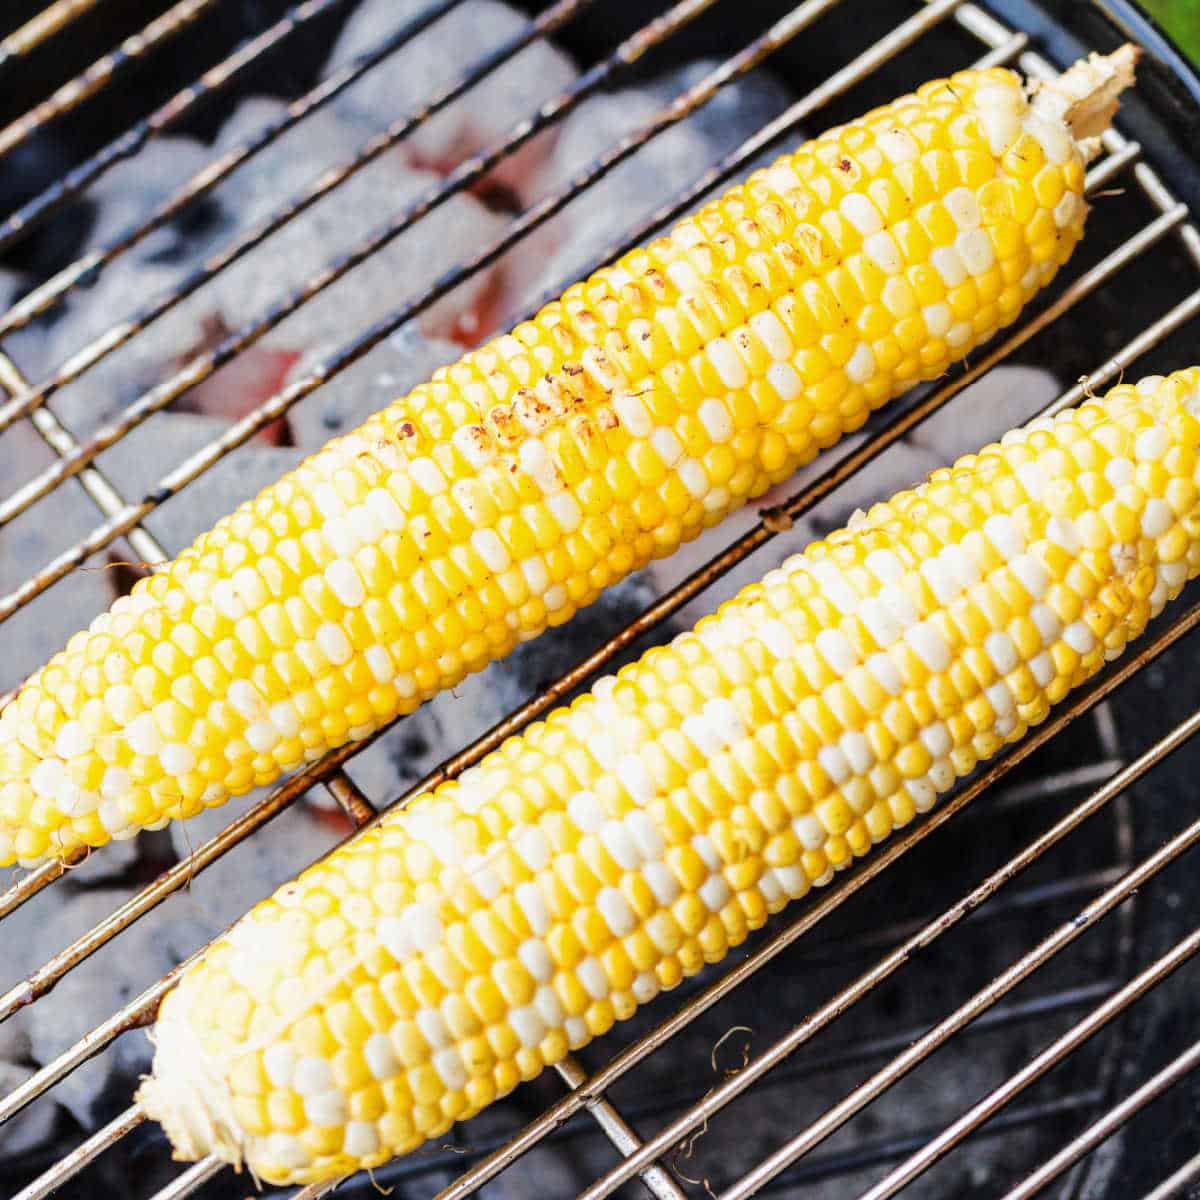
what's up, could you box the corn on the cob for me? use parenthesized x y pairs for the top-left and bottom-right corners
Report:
(0, 49), (1135, 868)
(139, 362), (1196, 1184)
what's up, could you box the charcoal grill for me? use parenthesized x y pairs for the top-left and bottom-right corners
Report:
(2, 0), (1200, 1197)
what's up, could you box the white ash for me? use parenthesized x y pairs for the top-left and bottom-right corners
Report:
(0, 1063), (58, 1162)
(329, 0), (577, 206)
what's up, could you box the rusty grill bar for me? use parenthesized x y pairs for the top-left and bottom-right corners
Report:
(0, 1), (1198, 1198)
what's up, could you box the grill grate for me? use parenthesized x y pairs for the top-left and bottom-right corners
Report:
(0, 1), (1199, 1198)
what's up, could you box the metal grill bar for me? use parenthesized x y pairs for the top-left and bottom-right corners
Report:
(0, 0), (108, 68)
(1139, 1152), (1200, 1200)
(0, 2), (1196, 1197)
(0, 0), (217, 162)
(858, 932), (1200, 1200)
(12, 1105), (145, 1200)
(0, 0), (357, 255)
(567, 696), (1200, 1200)
(0, 0), (592, 430)
(1004, 1038), (1200, 1199)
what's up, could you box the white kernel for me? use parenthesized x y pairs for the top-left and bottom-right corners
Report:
(365, 488), (405, 533)
(1104, 457), (1135, 488)
(578, 955), (609, 1000)
(704, 697), (745, 741)
(100, 766), (131, 801)
(627, 811), (664, 859)
(814, 628), (856, 674)
(515, 881), (552, 936)
(699, 398), (734, 442)
(838, 192), (881, 236)
(987, 680), (1016, 716)
(945, 187), (982, 230)
(879, 126), (919, 163)
(544, 584), (568, 612)
(428, 1046), (466, 1090)
(817, 744), (852, 786)
(535, 984), (565, 1028)
(845, 341), (876, 385)
(598, 887), (637, 937)
(517, 939), (555, 985)
(228, 680), (266, 721)
(364, 1033), (398, 1081)
(1016, 461), (1049, 499)
(864, 230), (902, 273)
(1161, 560), (1188, 592)
(316, 622), (353, 666)
(1024, 111), (1072, 164)
(957, 228), (995, 275)
(465, 854), (501, 900)
(773, 863), (812, 898)
(982, 107), (1022, 156)
(944, 544), (983, 591)
(600, 820), (641, 870)
(520, 555), (551, 594)
(985, 630), (1020, 674)
(793, 813), (826, 851)
(749, 309), (794, 360)
(985, 514), (1025, 561)
(57, 783), (97, 817)
(98, 798), (133, 837)
(946, 321), (973, 348)
(515, 825), (551, 871)
(867, 652), (905, 695)
(1137, 427), (1172, 463)
(409, 457), (447, 495)
(633, 971), (659, 1004)
(921, 721), (953, 758)
(1046, 516), (1081, 554)
(304, 1089), (347, 1127)
(161, 743), (197, 776)
(703, 485), (730, 513)
(268, 1133), (311, 1170)
(700, 874), (732, 912)
(127, 712), (162, 756)
(1054, 191), (1081, 229)
(759, 618), (796, 660)
(931, 245), (967, 287)
(692, 834), (722, 872)
(471, 528), (511, 573)
(767, 362), (803, 402)
(866, 550), (904, 583)
(54, 721), (91, 760)
(403, 903), (443, 951)
(1031, 604), (1062, 645)
(212, 578), (247, 621)
(30, 758), (65, 799)
(1141, 498), (1173, 538)
(665, 259), (702, 293)
(878, 585), (918, 628)
(263, 1044), (297, 1088)
(707, 337), (749, 390)
(809, 559), (859, 614)
(361, 645), (392, 685)
(643, 861), (681, 906)
(565, 1016), (590, 1049)
(1029, 652), (1055, 686)
(520, 438), (561, 494)
(322, 515), (357, 558)
(678, 457), (710, 498)
(294, 1057), (334, 1096)
(906, 777), (937, 812)
(414, 1007), (451, 1051)
(907, 622), (951, 672)
(508, 1005), (546, 1050)
(347, 504), (385, 548)
(1063, 620), (1098, 654)
(929, 758), (956, 791)
(394, 672), (418, 699)
(651, 427), (683, 469)
(568, 790), (605, 833)
(324, 559), (365, 609)
(922, 302), (952, 337)
(311, 482), (343, 518)
(547, 491), (583, 533)
(1011, 554), (1050, 599)
(840, 730), (875, 774)
(616, 754), (654, 803)
(344, 1121), (381, 1159)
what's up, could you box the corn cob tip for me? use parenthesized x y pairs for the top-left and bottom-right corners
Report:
(136, 1023), (245, 1174)
(1031, 43), (1139, 149)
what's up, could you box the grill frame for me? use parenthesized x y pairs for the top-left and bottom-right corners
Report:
(0, 1), (1198, 1197)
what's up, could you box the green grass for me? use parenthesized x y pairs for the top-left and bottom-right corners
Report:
(1141, 0), (1200, 63)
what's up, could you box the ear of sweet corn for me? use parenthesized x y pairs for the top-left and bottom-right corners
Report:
(0, 51), (1134, 867)
(138, 364), (1200, 1184)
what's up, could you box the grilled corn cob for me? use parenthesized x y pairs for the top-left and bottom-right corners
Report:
(139, 363), (1197, 1184)
(0, 49), (1136, 867)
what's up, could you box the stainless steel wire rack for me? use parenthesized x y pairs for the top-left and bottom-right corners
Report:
(2, 0), (1200, 1197)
